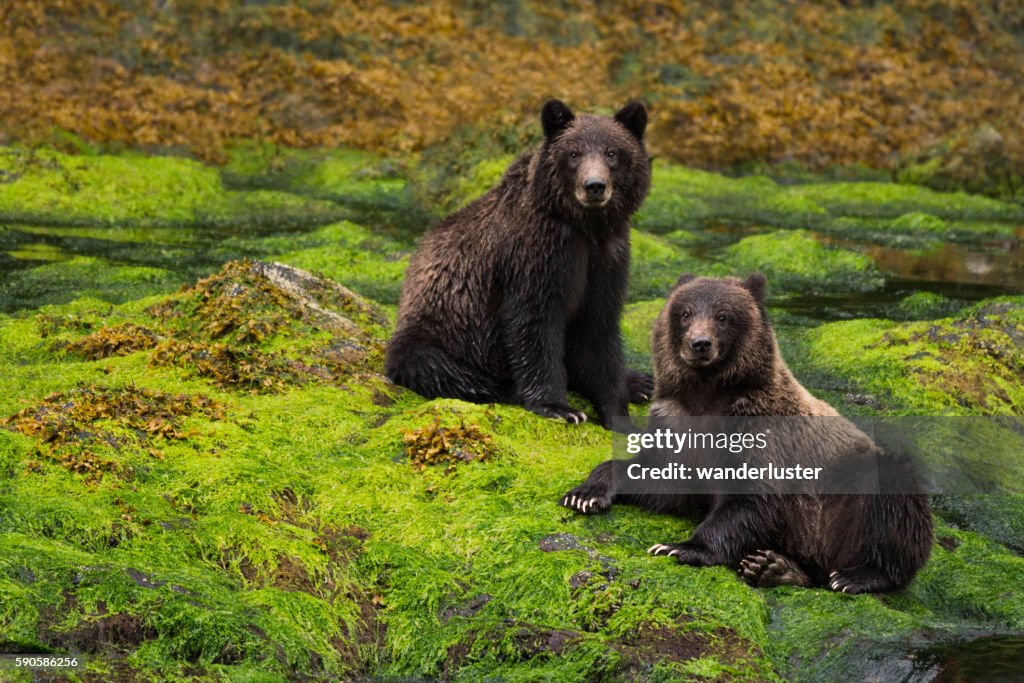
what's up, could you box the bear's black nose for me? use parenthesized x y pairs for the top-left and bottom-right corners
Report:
(583, 178), (607, 197)
(690, 337), (712, 352)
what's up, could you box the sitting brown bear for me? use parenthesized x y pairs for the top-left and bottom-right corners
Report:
(386, 100), (654, 428)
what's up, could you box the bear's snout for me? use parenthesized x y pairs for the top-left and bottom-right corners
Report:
(575, 156), (612, 207)
(680, 322), (718, 367)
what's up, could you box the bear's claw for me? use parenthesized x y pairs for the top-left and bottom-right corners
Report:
(626, 370), (655, 404)
(648, 542), (688, 557)
(560, 484), (612, 515)
(561, 493), (610, 514)
(526, 403), (588, 424)
(827, 566), (894, 594)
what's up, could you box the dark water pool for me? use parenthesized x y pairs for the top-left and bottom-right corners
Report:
(692, 223), (1023, 321)
(815, 232), (1024, 292)
(909, 635), (1024, 682)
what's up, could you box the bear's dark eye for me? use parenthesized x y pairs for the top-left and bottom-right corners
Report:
(569, 151), (580, 160)
(716, 313), (728, 322)
(680, 311), (691, 320)
(605, 149), (617, 159)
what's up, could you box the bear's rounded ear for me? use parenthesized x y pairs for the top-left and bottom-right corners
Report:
(614, 100), (648, 141)
(742, 273), (767, 303)
(671, 273), (697, 291)
(542, 99), (575, 139)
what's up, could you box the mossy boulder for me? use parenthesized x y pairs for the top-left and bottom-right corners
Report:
(0, 262), (399, 681)
(720, 230), (883, 294)
(3, 260), (1024, 681)
(0, 257), (181, 311)
(0, 147), (346, 229)
(632, 160), (1024, 239)
(799, 297), (1024, 415)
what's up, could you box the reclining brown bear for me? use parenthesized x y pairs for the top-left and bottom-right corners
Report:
(561, 274), (933, 593)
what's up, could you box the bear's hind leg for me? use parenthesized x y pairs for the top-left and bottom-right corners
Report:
(828, 564), (896, 594)
(385, 338), (507, 403)
(739, 550), (811, 588)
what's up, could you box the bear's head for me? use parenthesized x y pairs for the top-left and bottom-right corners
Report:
(656, 273), (775, 383)
(534, 99), (651, 223)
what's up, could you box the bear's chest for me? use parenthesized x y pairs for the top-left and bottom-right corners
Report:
(565, 233), (628, 315)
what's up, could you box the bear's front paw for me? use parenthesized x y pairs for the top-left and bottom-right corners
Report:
(626, 369), (654, 404)
(526, 402), (588, 425)
(647, 542), (710, 566)
(560, 483), (612, 514)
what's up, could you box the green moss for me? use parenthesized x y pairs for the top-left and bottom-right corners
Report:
(0, 148), (223, 225)
(829, 214), (1021, 244)
(762, 587), (926, 682)
(622, 299), (664, 375)
(3, 146), (1024, 680)
(633, 160), (1024, 239)
(221, 143), (424, 235)
(271, 222), (410, 306)
(890, 211), (949, 233)
(894, 291), (961, 320)
(761, 518), (1024, 681)
(222, 143), (406, 203)
(789, 182), (1022, 221)
(720, 230), (884, 294)
(0, 257), (181, 311)
(450, 155), (514, 209)
(931, 495), (1024, 555)
(0, 147), (347, 229)
(909, 524), (1024, 626)
(799, 297), (1024, 414)
(3, 242), (66, 262)
(634, 163), (831, 234)
(629, 229), (710, 302)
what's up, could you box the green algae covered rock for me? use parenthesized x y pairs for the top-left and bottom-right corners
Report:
(0, 257), (180, 311)
(721, 230), (884, 294)
(1, 148), (1024, 682)
(799, 297), (1024, 415)
(1, 259), (1023, 682)
(633, 160), (1024, 238)
(0, 261), (780, 681)
(0, 147), (347, 229)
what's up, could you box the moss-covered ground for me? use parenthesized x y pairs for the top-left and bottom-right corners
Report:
(1, 148), (1023, 681)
